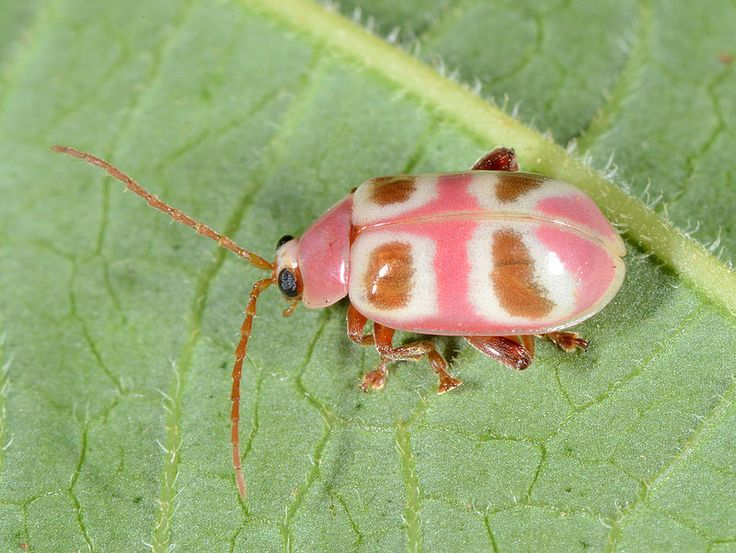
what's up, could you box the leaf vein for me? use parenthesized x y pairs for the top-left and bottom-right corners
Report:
(414, 0), (475, 44)
(483, 514), (499, 553)
(553, 304), (705, 435)
(575, 0), (651, 151)
(669, 66), (731, 206)
(68, 418), (94, 552)
(0, 335), (10, 489)
(281, 311), (334, 552)
(606, 369), (736, 549)
(396, 398), (431, 553)
(329, 488), (364, 551)
(485, 6), (545, 90)
(67, 260), (125, 392)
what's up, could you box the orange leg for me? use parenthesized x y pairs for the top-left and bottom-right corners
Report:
(543, 331), (588, 352)
(465, 335), (536, 370)
(359, 323), (461, 394)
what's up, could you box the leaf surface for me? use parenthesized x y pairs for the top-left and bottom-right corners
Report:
(0, 1), (735, 552)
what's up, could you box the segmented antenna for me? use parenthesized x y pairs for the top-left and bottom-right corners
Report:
(52, 145), (274, 271)
(54, 144), (279, 499)
(231, 277), (273, 498)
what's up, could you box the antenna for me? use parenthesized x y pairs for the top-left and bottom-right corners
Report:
(54, 144), (279, 499)
(52, 145), (274, 271)
(230, 277), (273, 498)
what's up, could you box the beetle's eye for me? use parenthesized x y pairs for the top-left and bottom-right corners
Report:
(278, 269), (299, 297)
(276, 234), (294, 250)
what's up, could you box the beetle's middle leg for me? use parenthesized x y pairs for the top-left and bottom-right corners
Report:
(361, 322), (462, 394)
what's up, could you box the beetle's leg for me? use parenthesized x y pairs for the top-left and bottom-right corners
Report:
(471, 147), (520, 172)
(361, 323), (462, 393)
(543, 331), (589, 353)
(347, 303), (374, 346)
(360, 357), (390, 391)
(465, 335), (535, 370)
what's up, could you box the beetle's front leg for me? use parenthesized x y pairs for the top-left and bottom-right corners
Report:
(347, 303), (374, 346)
(361, 323), (461, 394)
(359, 358), (390, 391)
(347, 304), (389, 389)
(346, 309), (394, 391)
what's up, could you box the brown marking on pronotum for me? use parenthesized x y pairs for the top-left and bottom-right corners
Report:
(495, 174), (544, 203)
(369, 176), (417, 206)
(363, 241), (414, 309)
(491, 229), (553, 317)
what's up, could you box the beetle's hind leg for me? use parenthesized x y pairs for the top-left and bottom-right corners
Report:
(360, 322), (461, 394)
(465, 333), (587, 370)
(471, 147), (520, 172)
(543, 331), (589, 353)
(465, 335), (536, 370)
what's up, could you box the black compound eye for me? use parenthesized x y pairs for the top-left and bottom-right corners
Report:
(276, 234), (294, 250)
(278, 269), (299, 297)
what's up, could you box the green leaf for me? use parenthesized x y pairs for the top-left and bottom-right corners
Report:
(0, 0), (734, 552)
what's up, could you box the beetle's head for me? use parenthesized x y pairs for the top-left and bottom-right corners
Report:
(271, 197), (352, 312)
(274, 234), (302, 316)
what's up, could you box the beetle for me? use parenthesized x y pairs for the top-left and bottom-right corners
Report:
(53, 145), (626, 498)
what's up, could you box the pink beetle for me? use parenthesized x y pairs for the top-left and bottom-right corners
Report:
(54, 146), (626, 498)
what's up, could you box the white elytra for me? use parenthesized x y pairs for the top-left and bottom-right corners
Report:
(467, 221), (578, 325)
(351, 175), (438, 226)
(346, 170), (625, 335)
(465, 173), (580, 213)
(468, 173), (626, 257)
(348, 229), (438, 322)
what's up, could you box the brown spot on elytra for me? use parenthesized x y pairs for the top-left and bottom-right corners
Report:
(495, 174), (544, 203)
(369, 176), (416, 206)
(491, 229), (553, 317)
(363, 241), (414, 309)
